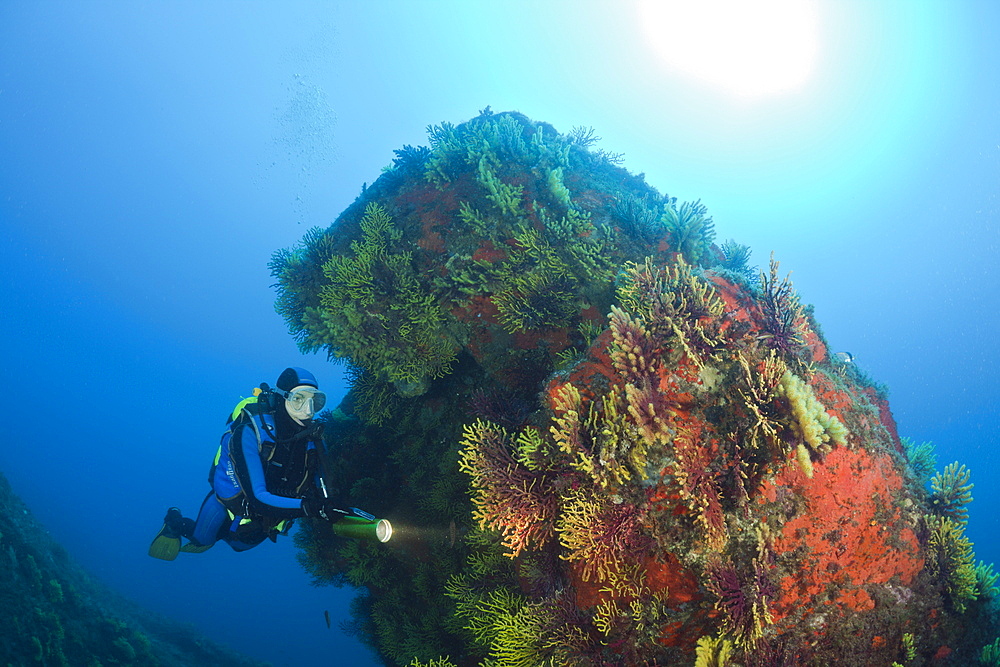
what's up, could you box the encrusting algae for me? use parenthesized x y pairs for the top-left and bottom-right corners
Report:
(272, 110), (1000, 666)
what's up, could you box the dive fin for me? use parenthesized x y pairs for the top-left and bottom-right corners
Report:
(179, 542), (213, 554)
(148, 523), (182, 561)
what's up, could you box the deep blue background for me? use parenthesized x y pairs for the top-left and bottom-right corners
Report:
(1, 3), (997, 666)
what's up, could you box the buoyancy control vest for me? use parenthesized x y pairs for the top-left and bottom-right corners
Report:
(209, 388), (324, 526)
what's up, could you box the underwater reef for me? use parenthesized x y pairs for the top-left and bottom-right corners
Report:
(0, 471), (268, 667)
(273, 110), (1000, 666)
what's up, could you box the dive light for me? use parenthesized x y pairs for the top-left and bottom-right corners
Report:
(331, 508), (393, 543)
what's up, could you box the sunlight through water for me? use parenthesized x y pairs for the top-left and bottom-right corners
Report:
(638, 0), (820, 100)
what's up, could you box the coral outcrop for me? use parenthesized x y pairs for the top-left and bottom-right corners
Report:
(275, 110), (999, 666)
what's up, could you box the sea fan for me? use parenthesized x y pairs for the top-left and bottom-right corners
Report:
(467, 387), (533, 432)
(706, 559), (775, 648)
(756, 253), (805, 356)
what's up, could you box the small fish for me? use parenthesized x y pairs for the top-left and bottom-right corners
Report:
(833, 351), (854, 364)
(324, 610), (331, 629)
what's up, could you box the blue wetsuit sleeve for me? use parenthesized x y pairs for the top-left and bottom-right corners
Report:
(240, 424), (305, 518)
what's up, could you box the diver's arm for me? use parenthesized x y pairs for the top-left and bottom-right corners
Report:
(239, 425), (306, 519)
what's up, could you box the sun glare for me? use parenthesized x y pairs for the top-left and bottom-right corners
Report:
(639, 0), (820, 100)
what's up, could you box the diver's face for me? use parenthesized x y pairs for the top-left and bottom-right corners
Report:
(284, 385), (326, 422)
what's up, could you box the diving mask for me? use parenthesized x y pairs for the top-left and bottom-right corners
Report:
(281, 385), (327, 420)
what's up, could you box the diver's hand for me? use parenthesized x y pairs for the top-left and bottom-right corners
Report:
(302, 499), (348, 523)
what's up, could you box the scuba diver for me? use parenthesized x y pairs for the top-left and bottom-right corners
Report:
(149, 367), (356, 560)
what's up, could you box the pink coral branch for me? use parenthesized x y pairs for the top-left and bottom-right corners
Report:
(609, 306), (660, 384)
(624, 381), (676, 448)
(672, 429), (726, 546)
(459, 420), (558, 557)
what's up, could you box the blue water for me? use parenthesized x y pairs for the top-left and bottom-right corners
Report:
(1, 3), (998, 666)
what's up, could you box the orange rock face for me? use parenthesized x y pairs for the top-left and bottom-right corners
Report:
(764, 446), (924, 625)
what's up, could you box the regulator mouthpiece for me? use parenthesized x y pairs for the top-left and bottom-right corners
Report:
(331, 515), (393, 543)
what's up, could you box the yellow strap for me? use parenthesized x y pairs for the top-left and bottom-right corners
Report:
(227, 510), (253, 526)
(230, 396), (258, 422)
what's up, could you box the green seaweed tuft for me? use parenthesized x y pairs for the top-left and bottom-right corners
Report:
(982, 637), (1000, 666)
(902, 437), (937, 486)
(719, 239), (754, 281)
(661, 196), (715, 266)
(930, 461), (974, 523)
(926, 513), (978, 613)
(976, 560), (1000, 599)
